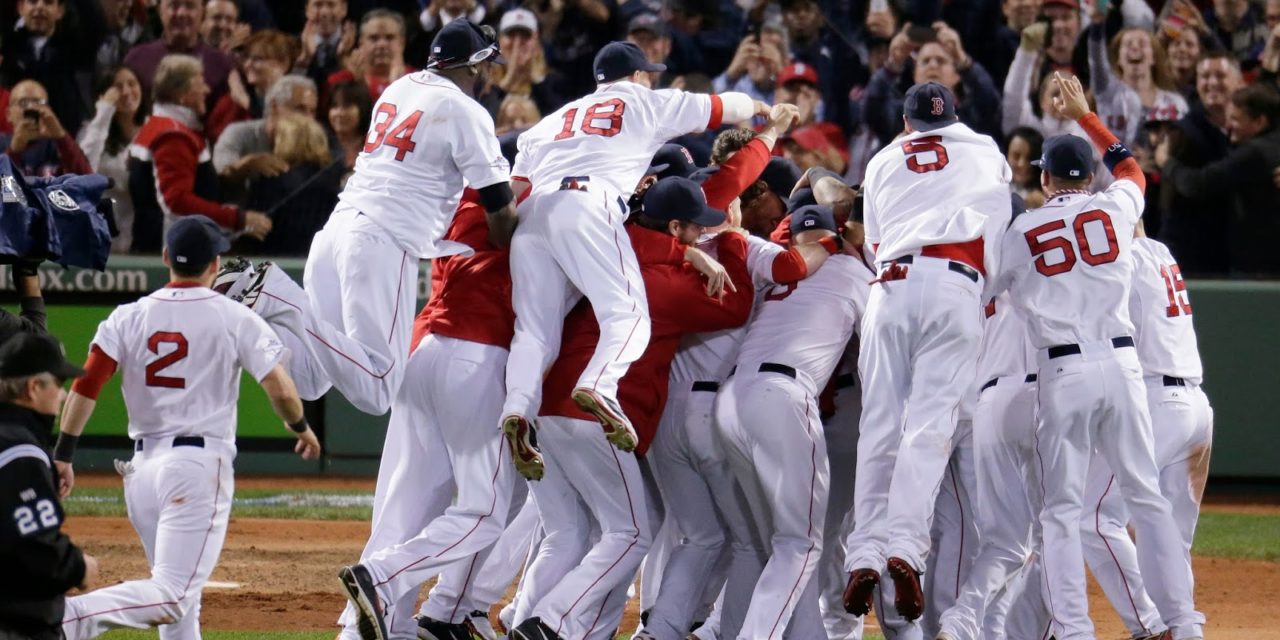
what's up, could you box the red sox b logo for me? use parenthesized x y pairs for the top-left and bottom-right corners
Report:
(931, 97), (945, 116)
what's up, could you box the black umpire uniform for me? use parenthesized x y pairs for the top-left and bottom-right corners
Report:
(0, 334), (88, 640)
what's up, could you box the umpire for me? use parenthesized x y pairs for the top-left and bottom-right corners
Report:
(0, 333), (97, 640)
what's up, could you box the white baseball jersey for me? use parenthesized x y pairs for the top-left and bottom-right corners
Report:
(861, 122), (1012, 265)
(975, 293), (1036, 383)
(736, 254), (873, 391)
(512, 82), (717, 197)
(995, 179), (1144, 349)
(90, 286), (285, 440)
(1129, 237), (1204, 383)
(670, 236), (787, 383)
(340, 71), (510, 258)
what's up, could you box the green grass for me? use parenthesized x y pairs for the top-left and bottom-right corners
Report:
(64, 487), (373, 521)
(1192, 511), (1280, 561)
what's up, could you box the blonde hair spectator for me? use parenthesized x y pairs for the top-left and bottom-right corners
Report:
(495, 95), (540, 134)
(153, 54), (204, 104)
(272, 114), (331, 168)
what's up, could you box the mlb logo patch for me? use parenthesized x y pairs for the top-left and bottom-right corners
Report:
(804, 219), (815, 227)
(1069, 169), (1081, 177)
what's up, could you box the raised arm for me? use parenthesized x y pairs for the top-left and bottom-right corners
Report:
(1053, 72), (1145, 193)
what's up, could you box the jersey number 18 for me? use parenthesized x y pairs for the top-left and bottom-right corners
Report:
(554, 99), (626, 141)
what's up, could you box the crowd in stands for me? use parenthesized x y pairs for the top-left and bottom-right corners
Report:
(0, 0), (1277, 275)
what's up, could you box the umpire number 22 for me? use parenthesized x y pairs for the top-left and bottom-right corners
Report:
(364, 103), (423, 161)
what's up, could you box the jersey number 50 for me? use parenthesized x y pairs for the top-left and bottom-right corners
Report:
(554, 99), (626, 141)
(364, 103), (423, 161)
(1024, 209), (1120, 277)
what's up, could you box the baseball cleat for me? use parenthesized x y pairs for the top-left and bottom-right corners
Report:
(501, 414), (545, 481)
(231, 260), (275, 310)
(414, 614), (471, 640)
(842, 568), (879, 616)
(213, 256), (255, 297)
(464, 609), (499, 640)
(571, 387), (638, 452)
(338, 564), (387, 640)
(510, 616), (564, 640)
(887, 556), (925, 621)
(1133, 632), (1173, 640)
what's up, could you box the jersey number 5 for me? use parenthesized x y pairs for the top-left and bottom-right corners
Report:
(364, 103), (424, 161)
(1024, 209), (1120, 277)
(554, 99), (626, 141)
(146, 331), (188, 389)
(902, 136), (949, 173)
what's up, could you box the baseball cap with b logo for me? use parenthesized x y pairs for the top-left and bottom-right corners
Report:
(1032, 134), (1094, 180)
(904, 82), (958, 132)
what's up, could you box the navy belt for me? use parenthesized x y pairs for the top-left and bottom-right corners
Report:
(980, 373), (1038, 393)
(759, 362), (797, 378)
(691, 381), (720, 392)
(1163, 375), (1187, 387)
(893, 254), (980, 284)
(135, 436), (205, 452)
(835, 372), (857, 389)
(1047, 336), (1135, 359)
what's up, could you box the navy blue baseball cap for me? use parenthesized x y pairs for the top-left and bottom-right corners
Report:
(789, 204), (837, 235)
(428, 19), (505, 70)
(1032, 134), (1093, 180)
(641, 176), (726, 226)
(904, 82), (959, 132)
(648, 144), (697, 180)
(760, 157), (803, 199)
(594, 41), (666, 83)
(788, 186), (817, 212)
(166, 215), (230, 270)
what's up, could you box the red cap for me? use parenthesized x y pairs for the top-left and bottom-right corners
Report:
(778, 61), (819, 87)
(1041, 0), (1079, 9)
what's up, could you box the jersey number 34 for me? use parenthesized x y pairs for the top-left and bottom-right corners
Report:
(364, 103), (423, 161)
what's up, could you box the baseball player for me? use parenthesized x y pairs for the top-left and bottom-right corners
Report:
(715, 205), (874, 640)
(1078, 228), (1213, 640)
(54, 216), (321, 640)
(500, 40), (765, 457)
(336, 193), (517, 640)
(216, 19), (516, 415)
(991, 73), (1203, 640)
(510, 177), (755, 640)
(844, 81), (1013, 623)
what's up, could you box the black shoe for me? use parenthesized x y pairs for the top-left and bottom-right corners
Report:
(337, 564), (388, 640)
(415, 614), (471, 640)
(510, 616), (564, 640)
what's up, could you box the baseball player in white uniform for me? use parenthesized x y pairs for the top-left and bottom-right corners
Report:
(217, 19), (516, 415)
(53, 216), (321, 640)
(991, 74), (1203, 640)
(500, 40), (763, 457)
(715, 206), (873, 640)
(1079, 230), (1213, 640)
(844, 81), (1012, 623)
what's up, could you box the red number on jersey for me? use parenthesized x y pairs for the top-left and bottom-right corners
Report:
(902, 136), (949, 174)
(554, 99), (628, 141)
(363, 103), (424, 161)
(1160, 264), (1193, 317)
(764, 282), (797, 301)
(1024, 209), (1121, 277)
(145, 331), (188, 389)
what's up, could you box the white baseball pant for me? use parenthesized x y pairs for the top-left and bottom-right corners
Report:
(819, 374), (863, 640)
(521, 415), (652, 638)
(923, 423), (978, 639)
(847, 257), (983, 576)
(999, 554), (1052, 640)
(715, 369), (829, 640)
(253, 208), (418, 415)
(1033, 342), (1204, 640)
(62, 438), (236, 640)
(1080, 377), (1212, 638)
(503, 187), (650, 419)
(344, 335), (515, 637)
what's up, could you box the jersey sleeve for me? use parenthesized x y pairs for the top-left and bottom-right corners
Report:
(231, 306), (286, 382)
(1101, 178), (1144, 225)
(447, 99), (510, 190)
(992, 222), (1032, 296)
(652, 89), (716, 140)
(90, 310), (124, 362)
(746, 237), (787, 288)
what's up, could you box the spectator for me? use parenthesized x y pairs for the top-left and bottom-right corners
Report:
(476, 9), (567, 118)
(128, 54), (270, 252)
(323, 78), (370, 177)
(1157, 83), (1280, 276)
(774, 61), (849, 173)
(664, 0), (741, 76)
(1088, 12), (1189, 148)
(495, 94), (540, 135)
(713, 25), (789, 103)
(78, 66), (148, 253)
(1161, 25), (1205, 98)
(1, 0), (104, 137)
(1157, 52), (1242, 275)
(0, 80), (93, 177)
(201, 0), (249, 53)
(1204, 0), (1271, 69)
(626, 13), (673, 87)
(782, 0), (866, 135)
(1003, 23), (1087, 138)
(326, 8), (410, 104)
(534, 0), (617, 99)
(1260, 13), (1280, 88)
(0, 264), (47, 341)
(97, 0), (151, 70)
(295, 0), (356, 91)
(244, 114), (342, 255)
(214, 75), (319, 195)
(982, 0), (1044, 86)
(405, 0), (486, 71)
(124, 0), (237, 116)
(1041, 0), (1086, 78)
(207, 30), (302, 142)
(1005, 125), (1045, 207)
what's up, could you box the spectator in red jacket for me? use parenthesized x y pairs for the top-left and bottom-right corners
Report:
(124, 0), (237, 118)
(127, 54), (271, 253)
(0, 80), (92, 177)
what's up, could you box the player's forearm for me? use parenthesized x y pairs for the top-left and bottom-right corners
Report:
(53, 391), (96, 463)
(1077, 113), (1146, 193)
(260, 365), (306, 424)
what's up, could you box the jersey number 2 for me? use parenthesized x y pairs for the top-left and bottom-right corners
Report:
(554, 99), (626, 140)
(145, 331), (188, 389)
(1024, 209), (1120, 277)
(1160, 264), (1192, 317)
(364, 103), (423, 161)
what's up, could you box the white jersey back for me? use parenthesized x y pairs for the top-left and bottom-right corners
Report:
(975, 293), (1035, 382)
(862, 122), (1012, 266)
(997, 180), (1144, 349)
(90, 286), (285, 441)
(340, 71), (509, 259)
(512, 82), (714, 197)
(736, 254), (873, 391)
(671, 236), (786, 383)
(1129, 237), (1203, 383)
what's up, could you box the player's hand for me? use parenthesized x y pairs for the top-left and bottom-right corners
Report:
(1051, 72), (1091, 121)
(294, 428), (321, 460)
(55, 461), (75, 498)
(684, 246), (738, 298)
(487, 206), (519, 247)
(243, 211), (273, 240)
(752, 100), (773, 118)
(79, 553), (100, 591)
(765, 103), (802, 135)
(1020, 22), (1048, 52)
